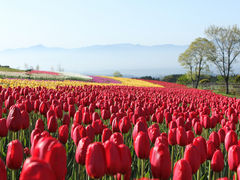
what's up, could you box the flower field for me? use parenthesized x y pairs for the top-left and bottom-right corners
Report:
(0, 76), (240, 180)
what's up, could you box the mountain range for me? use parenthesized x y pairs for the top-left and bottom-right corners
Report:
(0, 43), (196, 77)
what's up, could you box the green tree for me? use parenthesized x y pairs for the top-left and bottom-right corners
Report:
(178, 37), (214, 88)
(176, 74), (191, 85)
(113, 71), (123, 77)
(205, 25), (240, 94)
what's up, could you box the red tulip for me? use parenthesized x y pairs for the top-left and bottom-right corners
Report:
(86, 125), (95, 142)
(168, 128), (177, 146)
(228, 145), (240, 171)
(118, 144), (132, 174)
(193, 136), (207, 164)
(47, 115), (58, 133)
(0, 118), (8, 137)
(110, 132), (124, 145)
(35, 118), (45, 132)
(206, 140), (216, 160)
(211, 149), (224, 172)
(83, 111), (91, 124)
(0, 157), (7, 180)
(6, 140), (24, 169)
(58, 125), (69, 144)
(102, 128), (112, 143)
(134, 132), (150, 159)
(132, 120), (148, 141)
(148, 127), (160, 144)
(225, 130), (238, 152)
(218, 128), (225, 143)
(209, 131), (220, 148)
(69, 104), (76, 118)
(39, 101), (48, 116)
(119, 116), (131, 134)
(150, 143), (171, 179)
(73, 110), (82, 124)
(173, 159), (192, 180)
(32, 137), (67, 179)
(104, 140), (121, 175)
(86, 142), (107, 179)
(21, 110), (29, 129)
(54, 105), (63, 119)
(176, 126), (187, 146)
(184, 144), (201, 174)
(186, 130), (195, 144)
(72, 125), (86, 146)
(194, 122), (202, 135)
(75, 137), (91, 165)
(19, 157), (56, 180)
(6, 105), (23, 132)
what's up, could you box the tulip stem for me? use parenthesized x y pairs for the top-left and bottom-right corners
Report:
(171, 145), (174, 171)
(235, 172), (237, 180)
(197, 168), (200, 180)
(212, 171), (215, 180)
(208, 161), (211, 180)
(141, 159), (144, 178)
(121, 174), (124, 180)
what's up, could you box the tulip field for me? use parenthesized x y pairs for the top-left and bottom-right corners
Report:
(1, 76), (240, 180)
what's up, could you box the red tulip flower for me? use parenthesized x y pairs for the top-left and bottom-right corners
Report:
(228, 145), (240, 171)
(118, 144), (132, 174)
(58, 125), (69, 144)
(86, 142), (107, 179)
(104, 140), (121, 175)
(193, 136), (207, 164)
(176, 127), (188, 146)
(20, 157), (56, 180)
(184, 144), (201, 174)
(168, 128), (177, 146)
(47, 116), (58, 133)
(211, 149), (224, 172)
(206, 140), (216, 160)
(6, 140), (24, 169)
(0, 118), (8, 137)
(134, 132), (150, 159)
(102, 128), (112, 143)
(150, 143), (171, 179)
(32, 137), (67, 180)
(225, 130), (238, 152)
(6, 105), (23, 132)
(109, 132), (124, 145)
(173, 159), (192, 180)
(75, 137), (91, 165)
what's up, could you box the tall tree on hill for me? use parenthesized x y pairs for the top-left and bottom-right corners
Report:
(205, 25), (240, 94)
(178, 37), (215, 88)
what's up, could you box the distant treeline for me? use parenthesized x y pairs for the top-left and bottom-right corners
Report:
(138, 74), (240, 85)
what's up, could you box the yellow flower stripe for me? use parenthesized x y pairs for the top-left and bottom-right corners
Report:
(99, 76), (163, 87)
(0, 77), (163, 89)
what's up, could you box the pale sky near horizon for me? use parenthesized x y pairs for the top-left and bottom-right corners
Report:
(0, 0), (240, 51)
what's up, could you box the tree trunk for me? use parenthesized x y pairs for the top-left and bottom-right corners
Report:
(225, 78), (229, 94)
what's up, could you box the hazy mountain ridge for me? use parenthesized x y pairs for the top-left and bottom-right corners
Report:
(0, 44), (190, 77)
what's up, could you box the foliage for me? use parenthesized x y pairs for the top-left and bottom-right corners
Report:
(113, 71), (123, 77)
(176, 74), (191, 85)
(162, 74), (183, 82)
(199, 79), (210, 85)
(205, 25), (240, 94)
(178, 37), (215, 88)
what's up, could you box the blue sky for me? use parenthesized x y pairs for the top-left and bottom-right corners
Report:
(0, 0), (239, 51)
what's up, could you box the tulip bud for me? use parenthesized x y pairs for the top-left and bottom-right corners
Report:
(58, 125), (69, 144)
(6, 106), (23, 132)
(150, 143), (171, 179)
(86, 142), (107, 179)
(0, 157), (7, 180)
(6, 140), (24, 169)
(0, 118), (8, 137)
(211, 149), (224, 172)
(20, 158), (56, 180)
(75, 137), (91, 165)
(225, 130), (238, 152)
(184, 144), (201, 174)
(134, 132), (150, 159)
(228, 145), (240, 171)
(173, 159), (192, 180)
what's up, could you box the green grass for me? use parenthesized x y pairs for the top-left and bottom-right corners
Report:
(0, 67), (24, 72)
(212, 90), (240, 98)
